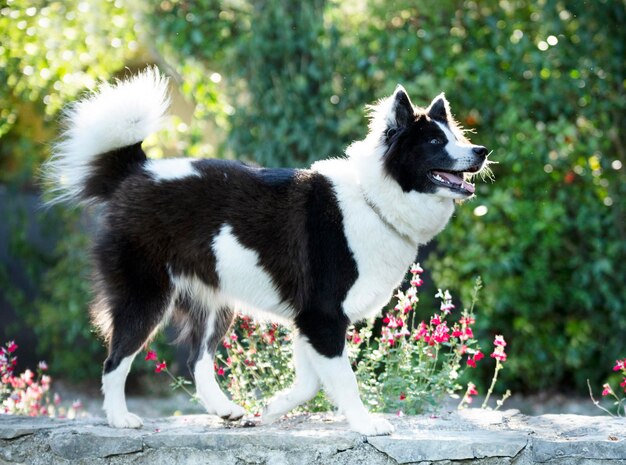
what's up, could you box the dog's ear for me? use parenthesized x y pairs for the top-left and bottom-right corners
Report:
(388, 85), (415, 129)
(427, 93), (451, 122)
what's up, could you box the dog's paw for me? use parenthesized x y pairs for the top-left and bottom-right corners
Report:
(352, 417), (394, 436)
(107, 411), (143, 429)
(209, 400), (246, 421)
(260, 406), (282, 425)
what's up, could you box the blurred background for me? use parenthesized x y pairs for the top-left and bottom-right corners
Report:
(1, 0), (624, 410)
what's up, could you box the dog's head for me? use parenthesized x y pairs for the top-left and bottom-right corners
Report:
(369, 86), (489, 200)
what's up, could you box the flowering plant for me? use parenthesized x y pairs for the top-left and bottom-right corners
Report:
(146, 264), (509, 415)
(0, 341), (82, 417)
(588, 358), (626, 417)
(352, 266), (509, 414)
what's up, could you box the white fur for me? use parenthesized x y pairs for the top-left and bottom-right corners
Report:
(212, 224), (294, 320)
(313, 140), (454, 322)
(194, 341), (246, 420)
(304, 343), (394, 435)
(262, 335), (320, 423)
(145, 158), (200, 181)
(45, 66), (170, 204)
(102, 355), (143, 428)
(435, 121), (478, 165)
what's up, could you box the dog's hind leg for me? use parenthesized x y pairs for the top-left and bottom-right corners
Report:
(262, 334), (320, 423)
(96, 239), (173, 428)
(187, 306), (245, 420)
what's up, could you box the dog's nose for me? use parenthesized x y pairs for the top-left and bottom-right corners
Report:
(473, 146), (488, 157)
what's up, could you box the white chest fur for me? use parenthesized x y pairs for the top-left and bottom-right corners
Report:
(313, 153), (455, 322)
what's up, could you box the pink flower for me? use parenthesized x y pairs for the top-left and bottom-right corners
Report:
(430, 314), (441, 326)
(414, 321), (429, 341)
(350, 330), (362, 345)
(467, 383), (478, 396)
(397, 410), (404, 417)
(620, 378), (626, 392)
(38, 361), (48, 371)
(145, 350), (158, 361)
(432, 322), (450, 343)
(155, 361), (167, 373)
(602, 383), (613, 396)
(6, 341), (17, 353)
(440, 302), (455, 314)
(410, 263), (423, 274)
(613, 359), (626, 372)
(491, 350), (507, 362)
(230, 333), (238, 341)
(216, 366), (225, 376)
(461, 327), (473, 341)
(410, 277), (423, 287)
(223, 341), (232, 349)
(72, 400), (83, 410)
(460, 316), (475, 326)
(467, 358), (476, 368)
(494, 335), (507, 347)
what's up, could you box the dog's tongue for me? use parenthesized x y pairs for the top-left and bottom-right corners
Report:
(432, 170), (475, 194)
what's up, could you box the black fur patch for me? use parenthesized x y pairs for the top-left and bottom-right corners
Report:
(83, 142), (146, 201)
(93, 158), (359, 367)
(383, 115), (454, 193)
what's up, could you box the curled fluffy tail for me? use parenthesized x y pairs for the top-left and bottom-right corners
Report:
(43, 67), (170, 205)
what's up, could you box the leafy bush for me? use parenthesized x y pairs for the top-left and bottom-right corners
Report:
(2, 0), (624, 394)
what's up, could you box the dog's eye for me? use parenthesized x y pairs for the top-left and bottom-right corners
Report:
(430, 138), (443, 145)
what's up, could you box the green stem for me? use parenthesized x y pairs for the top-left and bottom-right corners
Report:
(163, 368), (196, 400)
(481, 361), (502, 409)
(586, 379), (616, 417)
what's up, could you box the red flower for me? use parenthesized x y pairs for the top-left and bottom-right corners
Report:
(431, 315), (441, 326)
(399, 392), (406, 400)
(410, 277), (423, 287)
(474, 351), (484, 362)
(155, 361), (167, 373)
(620, 378), (626, 392)
(491, 350), (507, 362)
(613, 359), (626, 372)
(145, 350), (158, 361)
(6, 341), (17, 353)
(230, 333), (238, 341)
(216, 366), (225, 376)
(467, 383), (478, 396)
(494, 335), (507, 347)
(602, 383), (613, 396)
(467, 358), (476, 368)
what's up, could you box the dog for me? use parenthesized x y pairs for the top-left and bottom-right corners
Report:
(43, 67), (489, 436)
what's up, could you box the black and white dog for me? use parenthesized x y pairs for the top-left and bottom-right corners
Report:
(44, 68), (488, 436)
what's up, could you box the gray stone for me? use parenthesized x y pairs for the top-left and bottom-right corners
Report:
(1, 411), (626, 464)
(49, 426), (143, 459)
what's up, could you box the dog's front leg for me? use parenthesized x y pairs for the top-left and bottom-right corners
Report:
(305, 343), (394, 436)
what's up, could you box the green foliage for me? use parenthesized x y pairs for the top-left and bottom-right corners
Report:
(1, 0), (624, 395)
(423, 0), (626, 391)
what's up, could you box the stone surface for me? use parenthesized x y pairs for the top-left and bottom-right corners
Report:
(0, 410), (625, 464)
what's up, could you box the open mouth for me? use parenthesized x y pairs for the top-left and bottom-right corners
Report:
(428, 164), (482, 195)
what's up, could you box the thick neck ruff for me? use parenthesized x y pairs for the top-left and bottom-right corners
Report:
(361, 190), (415, 246)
